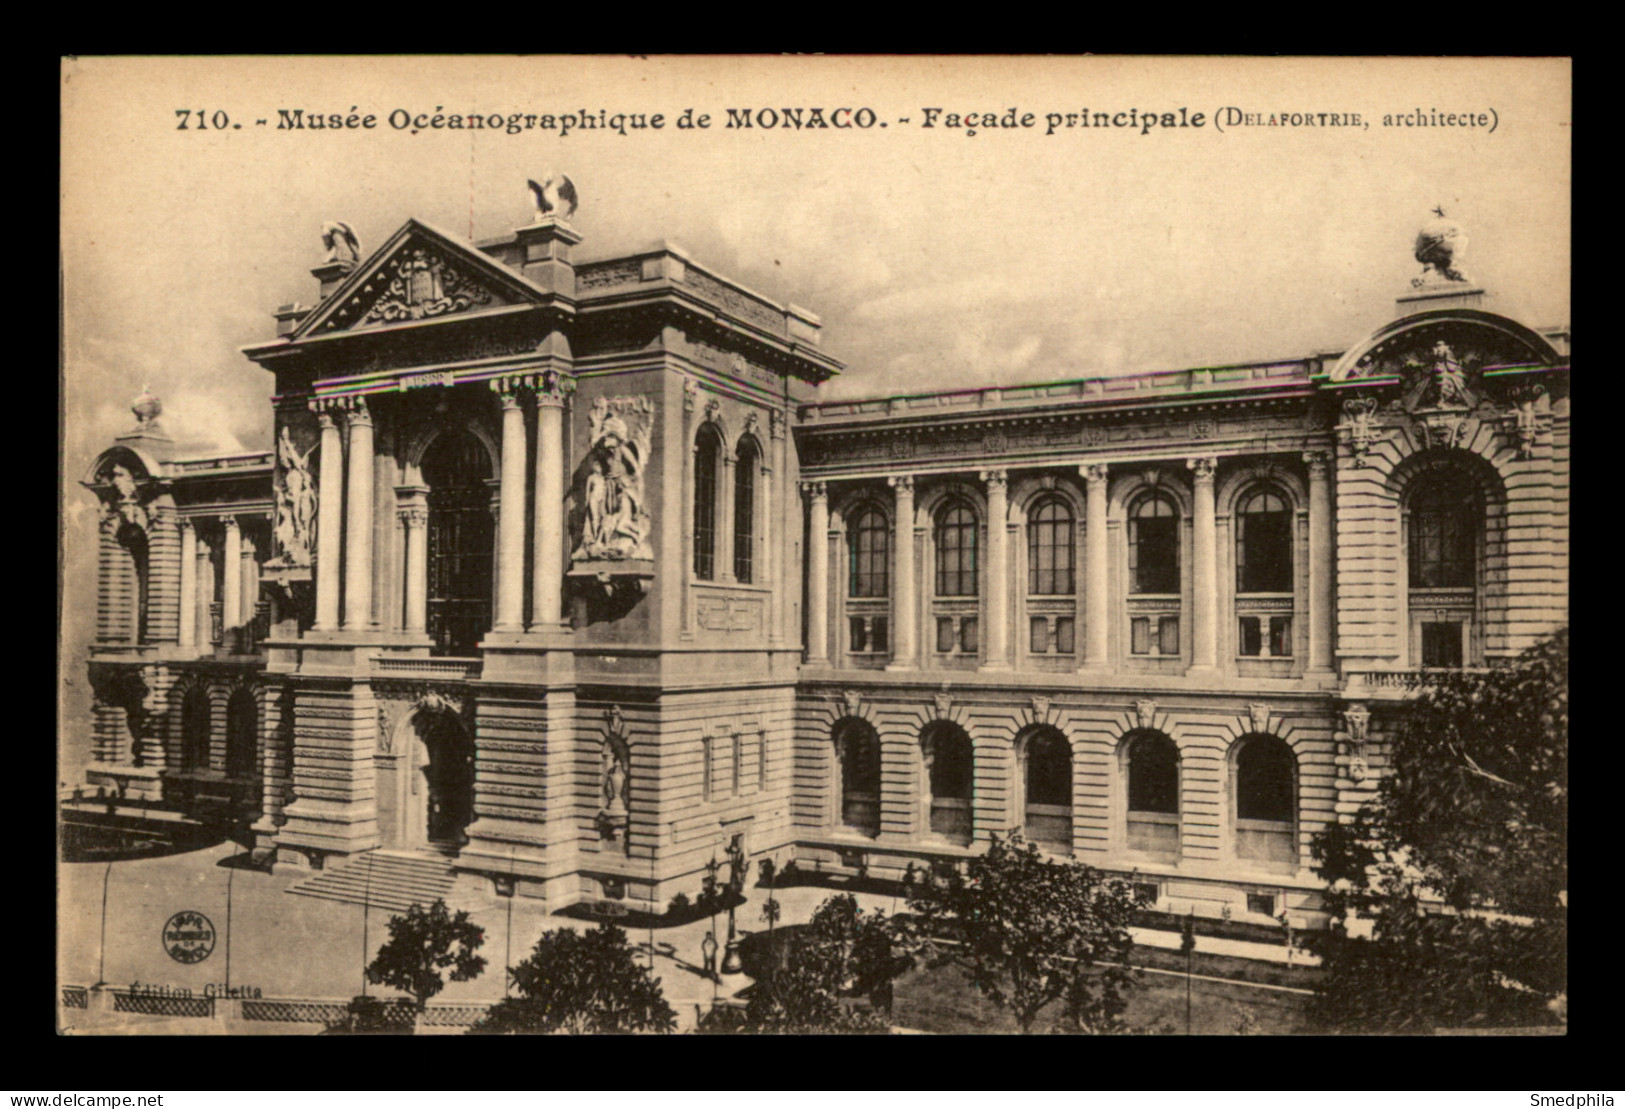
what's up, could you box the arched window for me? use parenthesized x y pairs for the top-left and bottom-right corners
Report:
(934, 501), (979, 597)
(1124, 731), (1179, 857)
(1129, 492), (1179, 594)
(700, 733), (713, 801)
(923, 722), (973, 844)
(1237, 487), (1293, 593)
(734, 437), (758, 583)
(422, 431), (494, 656)
(835, 719), (881, 836)
(1022, 728), (1072, 850)
(848, 508), (889, 598)
(180, 687), (211, 772)
(225, 687), (258, 779)
(693, 426), (721, 580)
(1234, 735), (1297, 866)
(1027, 497), (1075, 595)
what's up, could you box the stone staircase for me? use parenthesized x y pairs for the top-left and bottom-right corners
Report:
(286, 849), (458, 914)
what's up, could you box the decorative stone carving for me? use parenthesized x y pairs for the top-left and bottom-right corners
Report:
(683, 377), (698, 413)
(1342, 702), (1370, 747)
(1031, 695), (1051, 722)
(320, 221), (360, 267)
(1189, 417), (1216, 439)
(932, 691), (953, 720)
(1247, 702), (1272, 735)
(704, 397), (722, 425)
(841, 689), (862, 718)
(980, 469), (1008, 491)
(361, 248), (492, 325)
(1187, 456), (1217, 484)
(1038, 474), (1057, 492)
(273, 425), (317, 568)
(535, 369), (573, 408)
(1082, 462), (1110, 485)
(1134, 698), (1156, 732)
(769, 409), (786, 440)
(1350, 756), (1369, 784)
(1416, 410), (1474, 451)
(1339, 396), (1382, 466)
(600, 704), (631, 851)
(96, 461), (152, 534)
(1505, 384), (1548, 459)
(131, 385), (163, 434)
(571, 395), (655, 563)
(1413, 207), (1470, 287)
(742, 411), (760, 440)
(527, 173), (578, 221)
(803, 480), (828, 502)
(1141, 468), (1162, 489)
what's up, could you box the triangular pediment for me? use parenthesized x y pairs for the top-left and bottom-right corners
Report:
(292, 220), (549, 340)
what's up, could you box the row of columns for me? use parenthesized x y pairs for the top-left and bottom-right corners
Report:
(176, 515), (262, 651)
(804, 454), (1335, 674)
(312, 372), (570, 639)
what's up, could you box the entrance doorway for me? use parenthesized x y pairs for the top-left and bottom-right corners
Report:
(411, 708), (475, 848)
(422, 431), (494, 657)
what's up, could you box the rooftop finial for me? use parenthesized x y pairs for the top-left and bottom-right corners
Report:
(528, 173), (578, 222)
(1414, 207), (1470, 287)
(131, 384), (162, 430)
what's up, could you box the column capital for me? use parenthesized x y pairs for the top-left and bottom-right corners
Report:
(979, 469), (1008, 490)
(491, 373), (535, 405)
(342, 395), (373, 427)
(397, 503), (430, 528)
(887, 474), (915, 495)
(176, 516), (195, 535)
(221, 515), (241, 534)
(1080, 462), (1111, 485)
(310, 395), (347, 420)
(801, 480), (827, 502)
(1302, 450), (1332, 479)
(535, 369), (573, 408)
(1187, 456), (1217, 484)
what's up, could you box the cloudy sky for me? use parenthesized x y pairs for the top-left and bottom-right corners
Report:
(59, 56), (1569, 768)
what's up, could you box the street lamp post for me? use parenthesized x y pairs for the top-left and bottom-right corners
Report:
(97, 859), (113, 986)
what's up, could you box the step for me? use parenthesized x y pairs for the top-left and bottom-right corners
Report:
(285, 849), (458, 912)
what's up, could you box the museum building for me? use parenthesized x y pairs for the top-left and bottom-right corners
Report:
(74, 202), (1569, 929)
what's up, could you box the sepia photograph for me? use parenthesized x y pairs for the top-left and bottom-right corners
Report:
(58, 55), (1569, 1039)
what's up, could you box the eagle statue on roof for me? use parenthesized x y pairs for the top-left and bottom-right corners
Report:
(528, 174), (578, 222)
(320, 221), (361, 266)
(1413, 206), (1470, 286)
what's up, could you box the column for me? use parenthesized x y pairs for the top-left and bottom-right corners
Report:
(178, 519), (196, 651)
(491, 377), (529, 632)
(887, 475), (916, 670)
(312, 405), (343, 630)
(240, 531), (259, 625)
(342, 397), (374, 630)
(1081, 464), (1110, 672)
(804, 482), (829, 664)
(1305, 450), (1335, 673)
(719, 453), (737, 582)
(981, 470), (1010, 671)
(1188, 456), (1218, 674)
(766, 411), (785, 644)
(401, 500), (429, 635)
(194, 531), (214, 649)
(530, 373), (567, 633)
(221, 516), (242, 633)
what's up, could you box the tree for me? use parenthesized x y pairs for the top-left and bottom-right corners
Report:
(701, 893), (908, 1034)
(1309, 629), (1567, 1031)
(910, 832), (1140, 1033)
(469, 922), (677, 1034)
(364, 898), (486, 1012)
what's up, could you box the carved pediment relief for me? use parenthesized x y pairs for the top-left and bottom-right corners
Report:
(1326, 315), (1561, 408)
(293, 221), (541, 340)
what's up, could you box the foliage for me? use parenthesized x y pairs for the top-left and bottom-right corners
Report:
(667, 892), (690, 915)
(909, 832), (1140, 1033)
(364, 898), (486, 1011)
(1309, 629), (1568, 1031)
(323, 994), (418, 1035)
(468, 922), (677, 1035)
(701, 893), (911, 1034)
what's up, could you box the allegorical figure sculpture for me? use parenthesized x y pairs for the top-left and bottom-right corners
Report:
(320, 220), (361, 266)
(573, 395), (654, 562)
(275, 425), (317, 565)
(527, 173), (578, 221)
(1413, 206), (1470, 286)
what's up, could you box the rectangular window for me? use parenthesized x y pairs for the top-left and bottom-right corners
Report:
(1030, 616), (1049, 654)
(1239, 616), (1263, 656)
(757, 732), (767, 791)
(937, 617), (955, 653)
(1131, 617), (1151, 655)
(1421, 621), (1464, 668)
(1269, 616), (1292, 658)
(960, 616), (979, 654)
(1134, 882), (1161, 907)
(1247, 892), (1276, 918)
(871, 616), (889, 653)
(1158, 616), (1180, 656)
(1055, 616), (1075, 655)
(849, 616), (868, 652)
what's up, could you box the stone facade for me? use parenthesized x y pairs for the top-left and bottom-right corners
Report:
(75, 206), (1570, 928)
